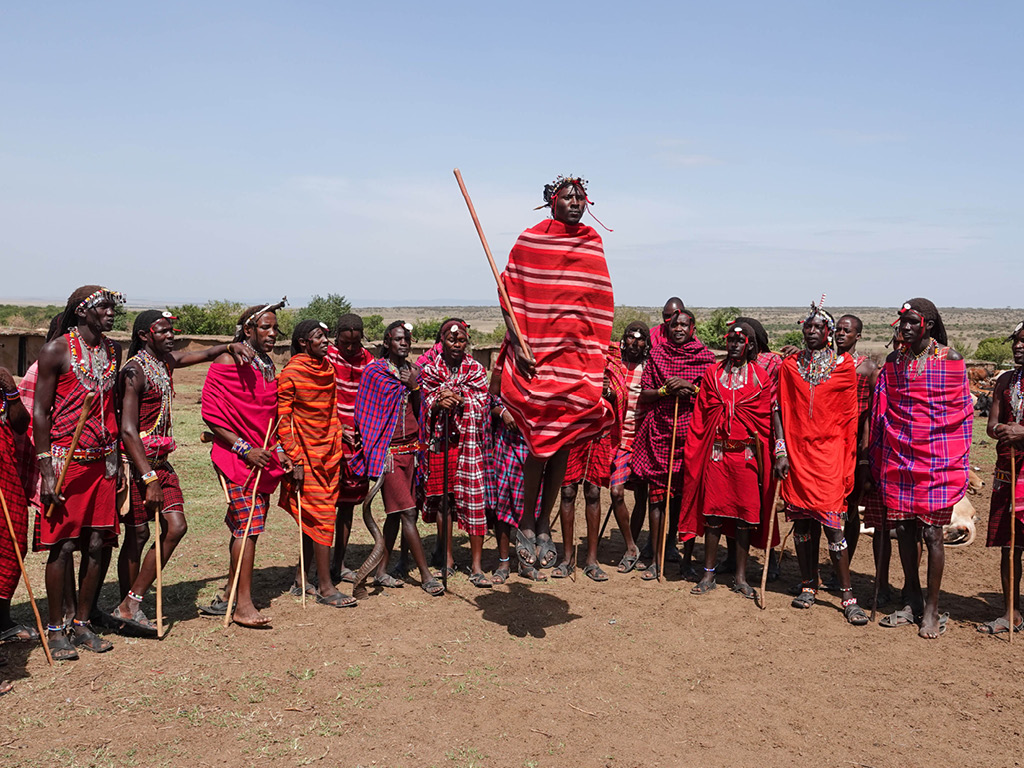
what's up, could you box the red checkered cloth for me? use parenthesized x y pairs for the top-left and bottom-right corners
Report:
(785, 503), (845, 530)
(498, 218), (615, 458)
(351, 359), (412, 479)
(609, 447), (633, 488)
(492, 419), (533, 527)
(50, 333), (119, 457)
(225, 479), (269, 538)
(619, 360), (645, 451)
(123, 463), (185, 527)
(417, 353), (490, 536)
(986, 375), (1024, 547)
(870, 346), (972, 525)
(327, 344), (375, 433)
(629, 337), (715, 486)
(562, 347), (628, 489)
(861, 489), (888, 530)
(14, 362), (39, 507)
(854, 355), (872, 414)
(0, 423), (28, 600)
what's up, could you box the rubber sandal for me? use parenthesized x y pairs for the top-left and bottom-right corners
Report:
(536, 537), (558, 569)
(420, 578), (445, 597)
(47, 632), (78, 662)
(691, 580), (717, 595)
(0, 680), (12, 695)
(434, 566), (457, 580)
(791, 587), (817, 609)
(977, 617), (1024, 635)
(843, 601), (869, 625)
(70, 625), (113, 654)
(879, 607), (916, 628)
(515, 529), (537, 566)
(373, 573), (405, 589)
(491, 563), (511, 585)
(315, 591), (358, 608)
(198, 598), (229, 616)
(0, 624), (40, 643)
(288, 583), (317, 597)
(109, 608), (158, 638)
(732, 583), (756, 600)
(468, 572), (493, 588)
(583, 563), (609, 582)
(334, 567), (358, 584)
(551, 562), (574, 579)
(617, 550), (641, 574)
(640, 564), (659, 581)
(517, 561), (548, 582)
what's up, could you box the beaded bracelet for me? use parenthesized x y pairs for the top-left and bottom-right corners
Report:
(657, 385), (669, 397)
(3, 389), (20, 400)
(773, 438), (787, 457)
(231, 438), (253, 458)
(36, 451), (52, 461)
(141, 470), (158, 485)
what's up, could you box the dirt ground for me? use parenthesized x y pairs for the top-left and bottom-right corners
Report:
(1, 363), (1021, 768)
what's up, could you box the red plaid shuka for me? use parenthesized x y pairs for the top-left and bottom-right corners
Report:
(854, 354), (872, 414)
(987, 369), (1024, 548)
(629, 337), (716, 486)
(498, 218), (615, 458)
(225, 480), (269, 538)
(870, 345), (972, 526)
(327, 344), (374, 433)
(14, 362), (39, 507)
(352, 358), (416, 479)
(0, 420), (28, 600)
(417, 353), (490, 536)
(562, 346), (628, 489)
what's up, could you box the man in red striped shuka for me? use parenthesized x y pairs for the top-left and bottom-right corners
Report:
(499, 175), (615, 580)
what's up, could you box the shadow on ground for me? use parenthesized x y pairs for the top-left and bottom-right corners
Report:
(473, 582), (582, 638)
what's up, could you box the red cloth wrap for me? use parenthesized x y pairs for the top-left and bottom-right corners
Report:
(498, 219), (615, 458)
(679, 362), (776, 544)
(201, 362), (283, 494)
(0, 424), (28, 599)
(778, 353), (858, 522)
(562, 346), (628, 489)
(38, 460), (118, 547)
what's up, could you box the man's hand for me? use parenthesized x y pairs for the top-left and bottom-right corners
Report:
(144, 480), (164, 515)
(513, 345), (536, 379)
(278, 451), (295, 474)
(994, 423), (1024, 445)
(665, 377), (695, 396)
(228, 342), (254, 366)
(778, 345), (801, 358)
(501, 409), (518, 432)
(39, 462), (63, 508)
(774, 454), (790, 480)
(246, 447), (274, 469)
(399, 365), (418, 390)
(291, 463), (304, 489)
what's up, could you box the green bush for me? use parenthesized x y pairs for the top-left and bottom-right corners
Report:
(612, 307), (656, 344)
(303, 293), (351, 331)
(950, 337), (975, 359)
(776, 330), (805, 351)
(976, 337), (1012, 365)
(695, 307), (742, 350)
(361, 314), (386, 342)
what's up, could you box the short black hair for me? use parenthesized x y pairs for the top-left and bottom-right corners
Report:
(839, 314), (864, 334)
(335, 313), (363, 335)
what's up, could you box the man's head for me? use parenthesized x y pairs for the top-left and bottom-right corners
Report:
(897, 298), (947, 348)
(620, 321), (650, 363)
(834, 314), (863, 354)
(129, 309), (177, 358)
(335, 313), (365, 358)
(439, 319), (470, 367)
(381, 321), (412, 361)
(667, 308), (696, 346)
(733, 316), (770, 356)
(60, 285), (125, 336)
(237, 304), (279, 353)
(1009, 321), (1024, 367)
(662, 297), (685, 325)
(291, 319), (331, 360)
(543, 175), (588, 226)
(725, 322), (757, 363)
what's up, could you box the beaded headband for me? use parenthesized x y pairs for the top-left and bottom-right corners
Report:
(236, 296), (287, 336)
(440, 319), (469, 339)
(77, 289), (125, 312)
(798, 294), (836, 335)
(538, 175), (589, 209)
(1008, 321), (1024, 342)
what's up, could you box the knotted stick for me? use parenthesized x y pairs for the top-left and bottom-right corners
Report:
(0, 488), (53, 666)
(45, 391), (95, 519)
(453, 168), (534, 363)
(1011, 446), (1017, 644)
(759, 484), (782, 610)
(297, 489), (306, 609)
(657, 397), (681, 583)
(223, 419), (276, 628)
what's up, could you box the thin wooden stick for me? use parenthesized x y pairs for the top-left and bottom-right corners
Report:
(154, 500), (164, 638)
(201, 432), (232, 503)
(45, 391), (95, 519)
(1010, 446), (1017, 644)
(0, 488), (53, 666)
(453, 168), (534, 363)
(759, 484), (783, 610)
(657, 397), (681, 583)
(223, 418), (276, 628)
(297, 489), (306, 609)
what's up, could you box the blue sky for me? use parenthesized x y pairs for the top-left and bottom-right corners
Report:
(1, 2), (1021, 308)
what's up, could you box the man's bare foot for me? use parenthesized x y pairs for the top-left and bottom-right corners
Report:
(232, 605), (271, 628)
(918, 609), (947, 640)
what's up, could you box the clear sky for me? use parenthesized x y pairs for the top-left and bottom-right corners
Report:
(1, 2), (1021, 308)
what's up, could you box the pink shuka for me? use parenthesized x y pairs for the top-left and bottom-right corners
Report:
(499, 218), (615, 458)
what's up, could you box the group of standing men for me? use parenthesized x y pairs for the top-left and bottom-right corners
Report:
(1, 175), (1022, 691)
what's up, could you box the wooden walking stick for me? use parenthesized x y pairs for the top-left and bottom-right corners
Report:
(453, 168), (534, 364)
(1011, 446), (1017, 644)
(297, 489), (306, 609)
(223, 418), (277, 628)
(154, 498), (164, 638)
(0, 488), (53, 666)
(45, 391), (95, 519)
(657, 397), (681, 583)
(759, 484), (783, 610)
(440, 408), (451, 594)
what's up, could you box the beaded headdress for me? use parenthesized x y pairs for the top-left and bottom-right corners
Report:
(76, 288), (126, 312)
(798, 293), (836, 347)
(1007, 321), (1024, 342)
(235, 296), (287, 336)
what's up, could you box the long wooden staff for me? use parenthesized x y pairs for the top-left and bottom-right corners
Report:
(223, 418), (277, 628)
(1011, 446), (1017, 644)
(154, 499), (164, 638)
(201, 432), (231, 503)
(0, 488), (53, 666)
(440, 409), (451, 593)
(657, 397), (681, 583)
(453, 168), (534, 363)
(297, 489), (306, 609)
(45, 391), (95, 519)
(759, 484), (783, 610)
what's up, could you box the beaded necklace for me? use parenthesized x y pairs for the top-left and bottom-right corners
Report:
(131, 349), (173, 439)
(68, 327), (117, 392)
(1010, 367), (1024, 425)
(243, 340), (276, 383)
(796, 347), (837, 419)
(897, 338), (937, 379)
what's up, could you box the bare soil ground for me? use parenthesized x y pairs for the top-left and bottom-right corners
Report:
(1, 364), (1021, 768)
